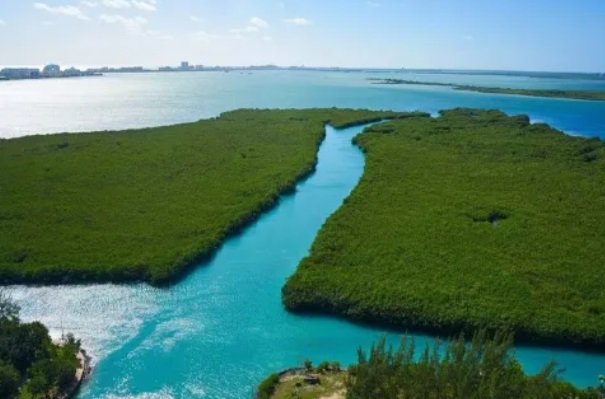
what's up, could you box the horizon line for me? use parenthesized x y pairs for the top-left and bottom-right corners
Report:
(1, 63), (604, 76)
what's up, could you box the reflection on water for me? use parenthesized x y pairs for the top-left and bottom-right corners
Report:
(1, 70), (604, 139)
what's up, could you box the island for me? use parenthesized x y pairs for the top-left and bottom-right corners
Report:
(369, 78), (605, 101)
(0, 109), (408, 285)
(283, 108), (605, 348)
(257, 330), (603, 399)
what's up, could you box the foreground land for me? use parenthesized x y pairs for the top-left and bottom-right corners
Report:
(0, 292), (82, 399)
(0, 108), (406, 285)
(370, 78), (605, 101)
(258, 365), (346, 399)
(259, 331), (602, 399)
(283, 108), (605, 347)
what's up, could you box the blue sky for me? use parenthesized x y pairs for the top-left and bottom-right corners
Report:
(0, 0), (604, 71)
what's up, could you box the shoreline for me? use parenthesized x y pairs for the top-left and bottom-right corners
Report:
(285, 305), (605, 354)
(62, 348), (92, 399)
(48, 341), (92, 399)
(369, 78), (605, 101)
(0, 74), (102, 82)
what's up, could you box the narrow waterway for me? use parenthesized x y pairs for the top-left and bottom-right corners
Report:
(7, 123), (605, 398)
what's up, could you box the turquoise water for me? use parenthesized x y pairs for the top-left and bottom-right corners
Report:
(3, 71), (605, 397)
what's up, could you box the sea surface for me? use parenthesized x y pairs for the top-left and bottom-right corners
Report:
(1, 70), (604, 139)
(2, 71), (605, 398)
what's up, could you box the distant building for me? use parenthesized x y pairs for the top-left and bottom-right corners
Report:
(0, 64), (101, 80)
(179, 61), (194, 71)
(42, 64), (61, 77)
(0, 68), (40, 79)
(63, 67), (82, 77)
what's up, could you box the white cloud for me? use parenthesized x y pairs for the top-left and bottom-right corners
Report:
(367, 1), (380, 7)
(101, 0), (131, 8)
(81, 0), (98, 7)
(34, 3), (89, 20)
(190, 16), (203, 23)
(263, 35), (273, 41)
(132, 0), (156, 12)
(284, 17), (312, 26)
(100, 0), (156, 11)
(99, 14), (147, 32)
(463, 35), (475, 41)
(250, 17), (268, 29)
(0, 19), (5, 26)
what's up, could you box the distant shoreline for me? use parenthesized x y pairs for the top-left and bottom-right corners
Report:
(0, 73), (102, 82)
(369, 78), (605, 101)
(2, 66), (605, 81)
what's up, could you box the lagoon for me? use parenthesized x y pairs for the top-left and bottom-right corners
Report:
(2, 71), (605, 398)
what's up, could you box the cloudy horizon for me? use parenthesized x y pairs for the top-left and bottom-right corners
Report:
(1, 0), (604, 72)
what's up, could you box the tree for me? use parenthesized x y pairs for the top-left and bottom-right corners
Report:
(0, 290), (79, 399)
(0, 319), (51, 374)
(0, 290), (20, 320)
(0, 360), (20, 398)
(346, 330), (599, 399)
(304, 359), (313, 372)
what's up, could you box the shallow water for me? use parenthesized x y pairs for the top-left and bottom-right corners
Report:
(6, 122), (605, 398)
(1, 70), (604, 139)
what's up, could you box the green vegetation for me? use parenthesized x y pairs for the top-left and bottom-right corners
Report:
(260, 331), (602, 399)
(283, 108), (605, 347)
(258, 364), (346, 399)
(0, 291), (80, 399)
(370, 78), (605, 101)
(0, 108), (405, 285)
(271, 374), (346, 399)
(258, 373), (281, 399)
(347, 331), (601, 399)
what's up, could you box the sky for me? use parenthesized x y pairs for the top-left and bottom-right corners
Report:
(0, 0), (604, 72)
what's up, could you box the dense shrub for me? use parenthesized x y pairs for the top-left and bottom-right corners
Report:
(0, 109), (407, 285)
(284, 108), (605, 346)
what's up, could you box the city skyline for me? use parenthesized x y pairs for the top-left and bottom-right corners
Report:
(1, 0), (605, 72)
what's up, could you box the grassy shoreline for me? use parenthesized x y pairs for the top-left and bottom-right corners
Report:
(0, 109), (408, 286)
(257, 365), (346, 399)
(283, 108), (605, 349)
(370, 78), (605, 101)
